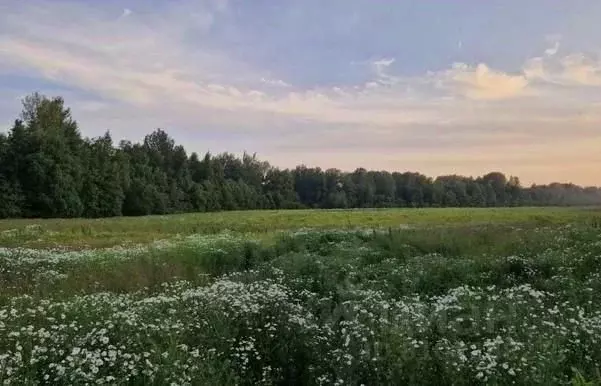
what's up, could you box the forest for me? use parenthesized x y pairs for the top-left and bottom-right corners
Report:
(1, 93), (600, 219)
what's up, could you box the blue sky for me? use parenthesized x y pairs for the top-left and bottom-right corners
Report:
(1, 0), (601, 185)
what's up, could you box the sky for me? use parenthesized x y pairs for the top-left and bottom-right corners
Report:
(1, 1), (601, 185)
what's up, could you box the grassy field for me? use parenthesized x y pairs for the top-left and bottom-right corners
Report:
(2, 207), (601, 385)
(0, 206), (599, 248)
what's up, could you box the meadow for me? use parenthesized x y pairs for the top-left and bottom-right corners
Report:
(0, 207), (596, 249)
(2, 207), (601, 385)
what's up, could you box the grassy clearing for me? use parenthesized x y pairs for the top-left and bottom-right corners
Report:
(0, 207), (599, 248)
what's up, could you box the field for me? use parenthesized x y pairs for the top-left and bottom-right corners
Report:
(0, 207), (596, 249)
(2, 207), (601, 385)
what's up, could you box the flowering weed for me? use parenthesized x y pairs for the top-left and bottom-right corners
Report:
(1, 224), (601, 384)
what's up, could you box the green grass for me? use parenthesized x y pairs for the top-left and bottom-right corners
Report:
(2, 208), (601, 384)
(0, 207), (599, 248)
(0, 224), (559, 299)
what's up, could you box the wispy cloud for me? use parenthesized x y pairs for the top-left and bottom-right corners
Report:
(371, 58), (395, 75)
(525, 51), (601, 87)
(260, 78), (291, 87)
(121, 8), (132, 18)
(1, 1), (601, 184)
(545, 42), (560, 56)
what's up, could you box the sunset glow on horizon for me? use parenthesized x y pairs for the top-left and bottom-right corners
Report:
(1, 1), (601, 185)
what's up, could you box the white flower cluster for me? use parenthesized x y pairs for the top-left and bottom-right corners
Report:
(0, 225), (600, 384)
(0, 232), (253, 293)
(1, 274), (600, 384)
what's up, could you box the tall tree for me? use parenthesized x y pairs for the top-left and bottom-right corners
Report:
(9, 94), (85, 217)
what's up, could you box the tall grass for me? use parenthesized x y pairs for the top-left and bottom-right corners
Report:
(2, 222), (601, 384)
(0, 207), (597, 248)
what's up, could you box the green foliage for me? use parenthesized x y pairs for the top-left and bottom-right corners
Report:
(2, 224), (601, 384)
(1, 92), (601, 220)
(0, 131), (23, 218)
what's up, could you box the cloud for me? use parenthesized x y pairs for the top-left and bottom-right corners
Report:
(524, 52), (601, 87)
(370, 58), (397, 84)
(121, 8), (132, 18)
(260, 77), (291, 87)
(1, 1), (601, 184)
(545, 41), (560, 56)
(0, 2), (587, 125)
(559, 54), (601, 86)
(372, 58), (395, 72)
(446, 63), (529, 100)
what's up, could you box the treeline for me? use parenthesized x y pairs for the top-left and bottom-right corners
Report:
(1, 93), (600, 218)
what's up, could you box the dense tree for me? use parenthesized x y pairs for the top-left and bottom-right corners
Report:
(352, 168), (376, 208)
(1, 92), (600, 219)
(294, 166), (327, 208)
(80, 132), (125, 217)
(0, 132), (23, 217)
(6, 94), (84, 217)
(263, 168), (298, 209)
